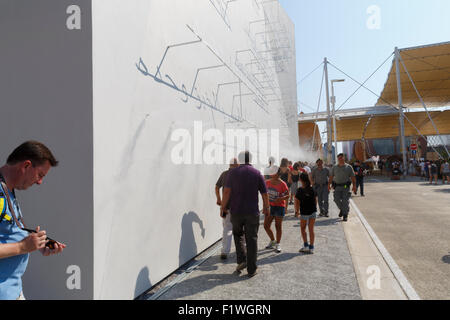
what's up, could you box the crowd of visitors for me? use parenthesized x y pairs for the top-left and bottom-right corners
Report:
(214, 150), (449, 278)
(215, 151), (358, 278)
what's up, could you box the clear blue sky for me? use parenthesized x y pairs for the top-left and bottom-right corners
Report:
(280, 0), (450, 114)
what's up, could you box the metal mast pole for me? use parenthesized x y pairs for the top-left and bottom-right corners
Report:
(324, 58), (332, 165)
(395, 47), (408, 178)
(331, 85), (338, 164)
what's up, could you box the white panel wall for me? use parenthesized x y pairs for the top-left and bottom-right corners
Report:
(92, 0), (298, 299)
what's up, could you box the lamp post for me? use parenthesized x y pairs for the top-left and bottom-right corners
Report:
(331, 79), (345, 164)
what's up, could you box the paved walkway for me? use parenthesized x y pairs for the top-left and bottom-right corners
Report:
(154, 202), (362, 300)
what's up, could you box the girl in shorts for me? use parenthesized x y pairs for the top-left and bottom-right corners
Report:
(295, 173), (317, 254)
(264, 166), (290, 253)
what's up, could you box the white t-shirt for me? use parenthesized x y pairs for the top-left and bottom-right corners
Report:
(304, 166), (312, 174)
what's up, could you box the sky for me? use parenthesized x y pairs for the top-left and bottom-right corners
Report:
(279, 0), (450, 144)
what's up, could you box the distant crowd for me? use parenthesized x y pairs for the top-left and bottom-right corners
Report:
(379, 158), (450, 184)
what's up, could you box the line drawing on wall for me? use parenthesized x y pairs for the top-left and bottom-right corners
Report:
(135, 25), (280, 128)
(208, 0), (238, 30)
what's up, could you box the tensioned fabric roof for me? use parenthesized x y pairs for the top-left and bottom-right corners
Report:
(333, 110), (450, 141)
(298, 42), (450, 143)
(377, 42), (450, 108)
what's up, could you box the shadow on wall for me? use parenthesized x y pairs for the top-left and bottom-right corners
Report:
(134, 267), (152, 299)
(179, 212), (206, 267)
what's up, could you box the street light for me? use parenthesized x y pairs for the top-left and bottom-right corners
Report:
(331, 79), (345, 164)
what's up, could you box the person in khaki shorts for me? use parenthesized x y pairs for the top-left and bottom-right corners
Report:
(328, 154), (356, 222)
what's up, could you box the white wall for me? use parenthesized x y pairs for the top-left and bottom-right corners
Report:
(92, 0), (298, 299)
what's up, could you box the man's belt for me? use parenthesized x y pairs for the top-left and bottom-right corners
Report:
(332, 181), (352, 188)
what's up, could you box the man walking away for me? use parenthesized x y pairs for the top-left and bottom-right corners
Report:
(441, 160), (450, 184)
(215, 158), (239, 260)
(328, 154), (357, 222)
(221, 151), (270, 278)
(429, 161), (438, 185)
(352, 160), (365, 197)
(420, 161), (425, 180)
(311, 159), (330, 217)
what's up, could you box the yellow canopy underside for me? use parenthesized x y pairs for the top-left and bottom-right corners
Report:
(333, 110), (450, 141)
(377, 42), (450, 108)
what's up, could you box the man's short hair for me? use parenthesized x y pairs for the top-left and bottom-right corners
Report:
(7, 141), (58, 167)
(316, 158), (323, 164)
(337, 153), (345, 159)
(238, 151), (252, 165)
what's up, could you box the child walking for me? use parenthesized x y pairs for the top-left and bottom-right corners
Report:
(264, 166), (290, 253)
(295, 173), (317, 254)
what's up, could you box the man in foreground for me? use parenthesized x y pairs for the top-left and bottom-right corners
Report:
(221, 151), (269, 278)
(0, 141), (66, 300)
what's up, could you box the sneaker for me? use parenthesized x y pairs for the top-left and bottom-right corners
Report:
(309, 246), (315, 254)
(339, 211), (343, 218)
(266, 240), (277, 249)
(236, 262), (247, 273)
(220, 254), (228, 260)
(275, 243), (282, 253)
(323, 213), (329, 218)
(343, 216), (348, 222)
(299, 246), (310, 254)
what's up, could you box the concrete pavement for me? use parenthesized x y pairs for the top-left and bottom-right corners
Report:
(155, 202), (361, 300)
(142, 194), (413, 300)
(352, 176), (450, 300)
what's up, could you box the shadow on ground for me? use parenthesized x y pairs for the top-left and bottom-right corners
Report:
(292, 218), (340, 228)
(159, 272), (248, 300)
(443, 254), (450, 264)
(434, 188), (450, 193)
